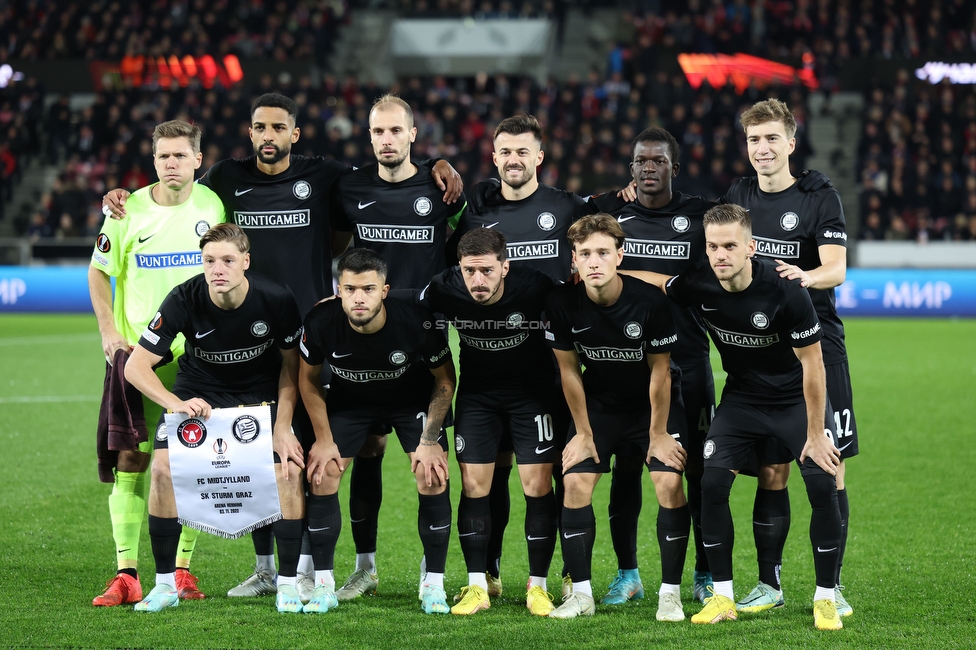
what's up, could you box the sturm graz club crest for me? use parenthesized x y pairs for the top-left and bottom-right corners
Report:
(672, 215), (690, 232)
(780, 212), (799, 231)
(414, 196), (432, 216)
(389, 350), (407, 365)
(293, 180), (311, 200)
(455, 435), (465, 453)
(177, 419), (208, 448)
(195, 220), (211, 237)
(625, 321), (642, 339)
(703, 439), (715, 458)
(537, 212), (556, 231)
(251, 320), (269, 337)
(232, 415), (260, 443)
(507, 312), (524, 328)
(752, 312), (769, 330)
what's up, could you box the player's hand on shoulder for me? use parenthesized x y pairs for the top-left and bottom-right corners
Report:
(431, 159), (463, 204)
(617, 180), (638, 203)
(102, 188), (131, 219)
(648, 433), (687, 471)
(797, 169), (833, 192)
(176, 397), (211, 419)
(774, 259), (812, 287)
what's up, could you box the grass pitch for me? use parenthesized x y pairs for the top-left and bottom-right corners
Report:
(1, 314), (974, 649)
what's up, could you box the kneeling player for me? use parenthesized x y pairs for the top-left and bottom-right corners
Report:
(124, 223), (307, 613)
(545, 214), (689, 620)
(298, 248), (456, 615)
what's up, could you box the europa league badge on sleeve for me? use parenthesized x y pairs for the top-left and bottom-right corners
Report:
(165, 404), (280, 538)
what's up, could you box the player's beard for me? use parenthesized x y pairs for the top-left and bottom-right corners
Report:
(256, 142), (290, 165)
(378, 149), (408, 170)
(501, 164), (533, 190)
(469, 281), (501, 304)
(348, 304), (382, 328)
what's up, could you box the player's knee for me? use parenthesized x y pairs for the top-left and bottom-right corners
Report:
(700, 468), (735, 505)
(150, 454), (172, 483)
(117, 449), (151, 473)
(802, 472), (837, 510)
(758, 462), (790, 490)
(651, 472), (686, 508)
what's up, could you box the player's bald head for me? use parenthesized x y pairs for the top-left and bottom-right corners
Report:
(370, 94), (414, 129)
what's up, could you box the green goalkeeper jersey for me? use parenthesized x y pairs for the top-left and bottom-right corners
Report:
(90, 183), (225, 355)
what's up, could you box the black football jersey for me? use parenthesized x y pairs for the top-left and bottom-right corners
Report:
(138, 273), (303, 399)
(546, 276), (676, 408)
(334, 163), (466, 289)
(199, 155), (349, 317)
(299, 297), (450, 412)
(666, 258), (823, 406)
(613, 192), (715, 366)
(420, 265), (556, 392)
(723, 178), (847, 364)
(454, 183), (601, 281)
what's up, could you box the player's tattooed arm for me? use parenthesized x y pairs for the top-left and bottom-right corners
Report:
(413, 358), (456, 488)
(646, 352), (685, 470)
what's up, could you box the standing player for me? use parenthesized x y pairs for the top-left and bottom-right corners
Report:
(450, 114), (624, 596)
(104, 93), (462, 600)
(611, 127), (717, 608)
(544, 214), (686, 621)
(723, 99), (856, 617)
(297, 248), (456, 615)
(88, 120), (224, 607)
(421, 228), (560, 617)
(641, 203), (843, 631)
(329, 95), (465, 601)
(123, 223), (307, 614)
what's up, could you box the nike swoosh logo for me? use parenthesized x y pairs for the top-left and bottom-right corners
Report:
(571, 326), (591, 333)
(535, 445), (554, 454)
(429, 524), (451, 531)
(332, 351), (352, 358)
(358, 201), (376, 209)
(563, 532), (586, 539)
(753, 522), (774, 527)
(527, 536), (548, 541)
(703, 541), (721, 547)
(195, 329), (215, 339)
(137, 234), (155, 243)
(181, 548), (193, 553)
(459, 531), (478, 537)
(817, 546), (838, 553)
(838, 441), (853, 452)
(308, 526), (330, 532)
(483, 221), (500, 229)
(350, 518), (366, 523)
(118, 549), (130, 554)
(701, 305), (718, 311)
(665, 535), (688, 542)
(235, 188), (253, 196)
(617, 215), (637, 223)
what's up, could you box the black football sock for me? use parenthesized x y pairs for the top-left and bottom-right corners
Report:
(700, 468), (736, 582)
(560, 505), (595, 583)
(349, 455), (383, 554)
(307, 493), (343, 571)
(251, 523), (274, 556)
(686, 474), (709, 572)
(457, 495), (491, 575)
(524, 491), (558, 578)
(754, 487), (790, 590)
(272, 518), (304, 578)
(486, 464), (512, 578)
(836, 487), (849, 585)
(804, 473), (841, 589)
(608, 463), (642, 570)
(418, 490), (452, 574)
(148, 515), (181, 575)
(658, 504), (691, 585)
